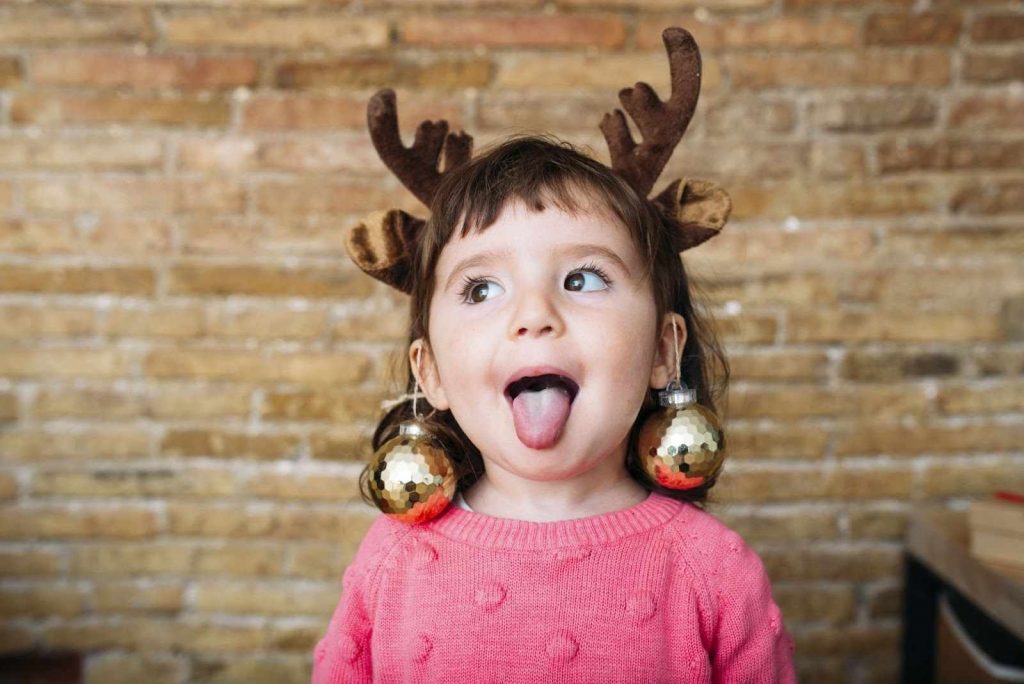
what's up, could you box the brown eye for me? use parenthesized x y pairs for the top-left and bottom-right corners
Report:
(470, 283), (489, 303)
(461, 280), (504, 304)
(565, 270), (608, 292)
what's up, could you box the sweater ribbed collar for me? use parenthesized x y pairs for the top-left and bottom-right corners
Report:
(425, 490), (687, 550)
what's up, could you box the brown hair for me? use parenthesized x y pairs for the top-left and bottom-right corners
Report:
(358, 134), (730, 511)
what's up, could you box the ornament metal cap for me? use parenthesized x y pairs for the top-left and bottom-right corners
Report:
(658, 380), (697, 408)
(399, 421), (426, 437)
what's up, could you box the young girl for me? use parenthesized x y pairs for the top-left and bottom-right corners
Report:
(314, 28), (797, 683)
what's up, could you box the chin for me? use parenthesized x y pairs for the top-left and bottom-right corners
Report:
(514, 444), (607, 475)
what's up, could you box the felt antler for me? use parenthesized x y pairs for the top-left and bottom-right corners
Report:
(602, 27), (732, 250)
(345, 89), (475, 293)
(367, 89), (474, 208)
(600, 27), (700, 199)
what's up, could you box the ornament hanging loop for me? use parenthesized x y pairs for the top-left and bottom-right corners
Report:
(658, 317), (697, 408)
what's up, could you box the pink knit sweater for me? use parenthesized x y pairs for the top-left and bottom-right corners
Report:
(312, 491), (797, 683)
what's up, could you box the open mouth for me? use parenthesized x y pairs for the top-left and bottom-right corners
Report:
(504, 374), (579, 404)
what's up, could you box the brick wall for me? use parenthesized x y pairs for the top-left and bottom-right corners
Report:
(0, 1), (1021, 683)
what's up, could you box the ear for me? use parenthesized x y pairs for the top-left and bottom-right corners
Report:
(409, 338), (450, 411)
(649, 312), (687, 390)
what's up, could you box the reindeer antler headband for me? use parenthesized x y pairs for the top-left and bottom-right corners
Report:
(345, 27), (731, 295)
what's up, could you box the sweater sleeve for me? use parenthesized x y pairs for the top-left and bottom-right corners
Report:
(311, 515), (403, 684)
(709, 530), (798, 684)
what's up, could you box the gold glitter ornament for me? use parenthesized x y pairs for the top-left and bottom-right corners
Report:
(634, 320), (725, 490)
(368, 380), (457, 524)
(368, 421), (457, 523)
(636, 379), (725, 490)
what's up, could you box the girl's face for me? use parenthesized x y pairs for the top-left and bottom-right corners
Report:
(410, 197), (684, 487)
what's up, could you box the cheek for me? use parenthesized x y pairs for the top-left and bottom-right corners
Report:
(607, 305), (658, 372)
(427, 310), (481, 385)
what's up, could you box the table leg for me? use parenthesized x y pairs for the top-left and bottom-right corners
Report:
(901, 552), (942, 683)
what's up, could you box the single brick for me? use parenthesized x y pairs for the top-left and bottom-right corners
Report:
(559, 0), (773, 8)
(715, 508), (838, 542)
(161, 429), (302, 460)
(794, 625), (901, 658)
(145, 348), (372, 386)
(841, 350), (960, 382)
(497, 52), (723, 93)
(0, 305), (95, 339)
(963, 50), (1024, 83)
(951, 180), (1024, 215)
(244, 93), (462, 131)
(31, 52), (257, 90)
(30, 466), (239, 498)
(638, 15), (858, 50)
(971, 13), (1024, 43)
(835, 421), (1024, 456)
(261, 388), (388, 422)
(885, 226), (1023, 259)
(919, 458), (1024, 497)
(810, 95), (937, 132)
(729, 50), (950, 89)
(23, 177), (242, 214)
(93, 581), (184, 613)
(865, 12), (962, 45)
(70, 543), (194, 577)
(193, 544), (285, 578)
(0, 57), (22, 87)
(0, 426), (149, 462)
(0, 585), (87, 617)
(204, 303), (327, 339)
(0, 505), (160, 539)
(703, 97), (797, 135)
(949, 94), (1024, 129)
(275, 56), (491, 90)
(165, 15), (387, 50)
(728, 180), (937, 219)
(165, 263), (376, 299)
(935, 380), (1024, 414)
(85, 652), (185, 684)
(0, 264), (155, 296)
(308, 426), (372, 462)
(0, 548), (63, 577)
(254, 180), (402, 216)
(878, 138), (1024, 173)
(12, 93), (232, 128)
(0, 7), (152, 44)
(788, 308), (1003, 344)
(773, 585), (856, 624)
(399, 15), (626, 48)
(192, 580), (339, 615)
(245, 469), (362, 502)
(0, 137), (163, 170)
(848, 508), (909, 539)
(188, 655), (310, 684)
(104, 304), (205, 338)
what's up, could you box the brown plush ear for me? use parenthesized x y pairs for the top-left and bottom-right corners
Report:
(652, 178), (732, 251)
(345, 208), (426, 294)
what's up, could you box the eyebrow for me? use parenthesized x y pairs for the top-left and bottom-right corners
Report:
(443, 243), (633, 292)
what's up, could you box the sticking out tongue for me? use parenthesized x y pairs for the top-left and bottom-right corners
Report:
(511, 384), (572, 450)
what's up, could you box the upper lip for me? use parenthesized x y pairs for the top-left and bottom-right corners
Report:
(503, 365), (580, 403)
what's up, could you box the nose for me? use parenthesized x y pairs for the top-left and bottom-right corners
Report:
(508, 282), (564, 339)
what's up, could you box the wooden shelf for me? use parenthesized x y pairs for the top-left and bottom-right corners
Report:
(906, 505), (1024, 643)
